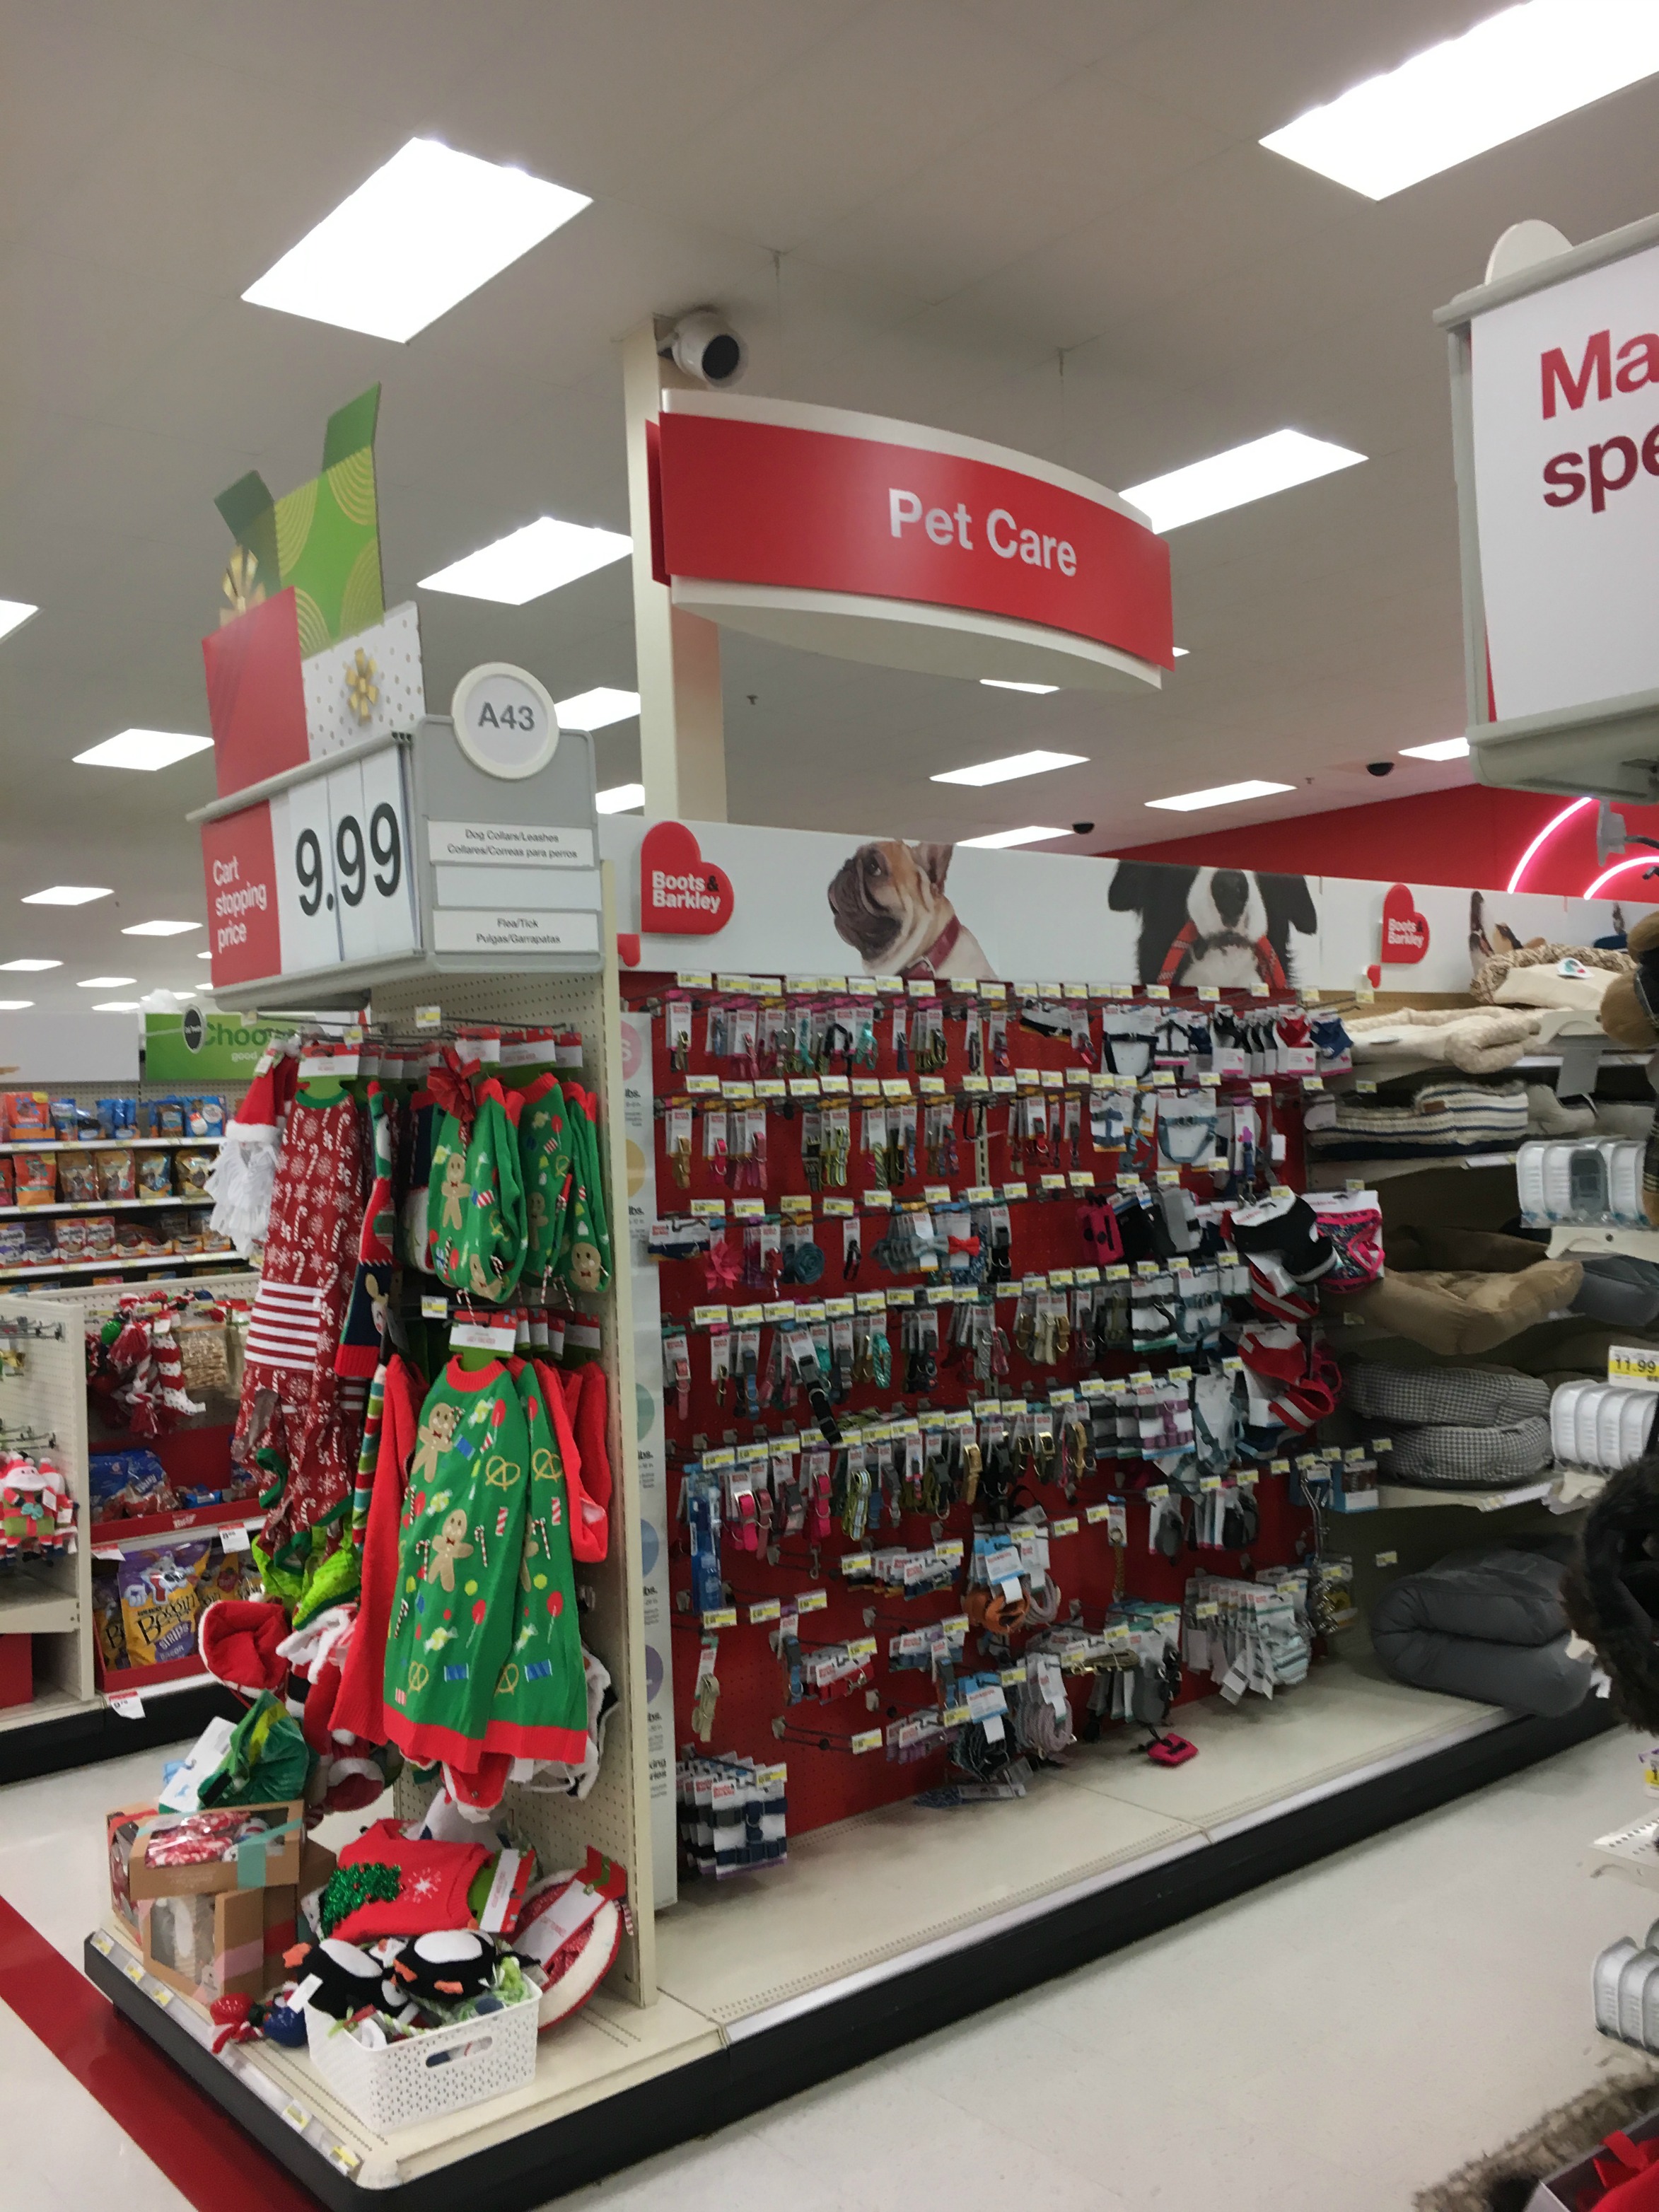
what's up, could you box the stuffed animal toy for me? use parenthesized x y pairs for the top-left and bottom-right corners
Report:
(1600, 912), (1659, 1049)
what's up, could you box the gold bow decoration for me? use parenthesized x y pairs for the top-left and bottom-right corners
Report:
(345, 646), (380, 723)
(219, 545), (266, 627)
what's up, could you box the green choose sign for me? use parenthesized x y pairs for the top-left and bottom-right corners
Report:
(143, 1010), (285, 1085)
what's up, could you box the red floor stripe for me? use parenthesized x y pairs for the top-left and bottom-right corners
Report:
(0, 1893), (321, 2211)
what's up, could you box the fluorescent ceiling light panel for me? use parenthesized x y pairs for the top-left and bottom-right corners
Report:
(0, 600), (37, 641)
(121, 920), (202, 938)
(0, 959), (59, 972)
(1399, 736), (1470, 762)
(0, 1000), (34, 1011)
(1172, 647), (1190, 658)
(979, 680), (1058, 695)
(74, 728), (214, 772)
(242, 138), (591, 342)
(92, 1001), (140, 1012)
(78, 975), (135, 989)
(1261, 3), (1659, 201)
(22, 885), (110, 906)
(1146, 779), (1296, 813)
(556, 687), (639, 730)
(419, 517), (630, 606)
(957, 825), (1069, 849)
(595, 783), (646, 815)
(932, 750), (1087, 788)
(1124, 431), (1365, 533)
(197, 950), (214, 960)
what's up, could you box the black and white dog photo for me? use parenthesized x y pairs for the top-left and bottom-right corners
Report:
(1107, 863), (1318, 989)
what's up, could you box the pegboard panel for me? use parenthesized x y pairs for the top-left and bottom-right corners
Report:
(373, 866), (655, 2002)
(0, 1293), (94, 1701)
(625, 968), (1322, 1841)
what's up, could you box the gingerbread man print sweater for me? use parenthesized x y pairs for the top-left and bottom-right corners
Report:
(381, 1357), (587, 1776)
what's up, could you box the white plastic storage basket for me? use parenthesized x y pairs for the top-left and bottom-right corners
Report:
(303, 1990), (541, 2132)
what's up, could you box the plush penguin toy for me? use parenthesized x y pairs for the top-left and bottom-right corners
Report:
(285, 1936), (386, 2019)
(383, 1929), (497, 2008)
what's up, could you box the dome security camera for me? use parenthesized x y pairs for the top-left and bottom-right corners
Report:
(664, 310), (748, 390)
(1071, 821), (1095, 835)
(1366, 760), (1394, 777)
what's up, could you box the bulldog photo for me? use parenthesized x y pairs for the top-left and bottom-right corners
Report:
(827, 839), (994, 980)
(1107, 862), (1317, 988)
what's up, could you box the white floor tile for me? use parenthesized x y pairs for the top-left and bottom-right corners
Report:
(0, 2001), (187, 2210)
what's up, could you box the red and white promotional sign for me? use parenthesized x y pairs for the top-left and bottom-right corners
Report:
(1471, 236), (1659, 720)
(201, 806), (282, 984)
(1379, 883), (1430, 965)
(639, 821), (734, 935)
(653, 393), (1172, 691)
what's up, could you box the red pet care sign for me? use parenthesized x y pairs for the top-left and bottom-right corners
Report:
(1380, 883), (1430, 965)
(640, 822), (734, 936)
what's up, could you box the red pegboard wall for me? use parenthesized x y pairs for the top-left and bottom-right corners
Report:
(627, 973), (1318, 1838)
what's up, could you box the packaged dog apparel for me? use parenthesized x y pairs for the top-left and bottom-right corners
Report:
(14, 1153), (55, 1209)
(96, 1148), (136, 1201)
(119, 1539), (211, 1667)
(429, 1066), (527, 1305)
(1309, 1191), (1385, 1292)
(381, 1357), (588, 1795)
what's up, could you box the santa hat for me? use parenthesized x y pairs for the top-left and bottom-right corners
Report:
(276, 1605), (390, 1812)
(198, 1598), (289, 1698)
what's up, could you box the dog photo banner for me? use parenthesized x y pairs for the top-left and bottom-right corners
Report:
(600, 815), (1651, 993)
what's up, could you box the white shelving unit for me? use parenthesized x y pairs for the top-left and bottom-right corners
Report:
(1588, 1812), (1659, 1893)
(0, 1292), (92, 1725)
(0, 1269), (260, 1744)
(1549, 1223), (1659, 1262)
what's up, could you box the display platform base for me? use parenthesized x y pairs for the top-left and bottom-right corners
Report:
(84, 1664), (1612, 2210)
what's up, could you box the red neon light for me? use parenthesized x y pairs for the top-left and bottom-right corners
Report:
(1507, 796), (1594, 892)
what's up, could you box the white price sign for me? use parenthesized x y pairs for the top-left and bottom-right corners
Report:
(269, 745), (418, 975)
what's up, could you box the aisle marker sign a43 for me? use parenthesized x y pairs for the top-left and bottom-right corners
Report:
(203, 738), (417, 985)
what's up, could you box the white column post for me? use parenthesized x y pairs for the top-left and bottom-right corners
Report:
(621, 318), (727, 821)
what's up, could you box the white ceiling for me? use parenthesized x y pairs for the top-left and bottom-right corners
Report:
(4, 0), (1658, 1013)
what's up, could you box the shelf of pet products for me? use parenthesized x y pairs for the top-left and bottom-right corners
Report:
(0, 1138), (224, 1154)
(632, 966), (1363, 1854)
(361, 946), (655, 2013)
(0, 1250), (238, 1282)
(44, 1274), (257, 1722)
(1304, 1151), (1520, 1190)
(0, 1198), (216, 1218)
